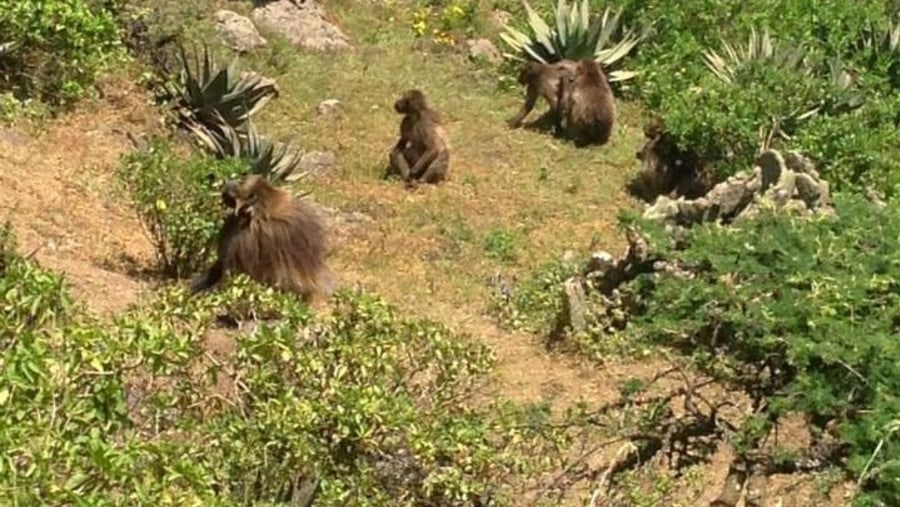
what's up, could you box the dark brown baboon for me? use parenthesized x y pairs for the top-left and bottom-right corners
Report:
(558, 59), (616, 147)
(507, 59), (578, 131)
(388, 89), (450, 186)
(629, 116), (712, 202)
(190, 174), (336, 303)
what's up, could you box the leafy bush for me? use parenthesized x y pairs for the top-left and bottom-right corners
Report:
(0, 236), (564, 505)
(616, 197), (900, 505)
(411, 0), (482, 45)
(490, 256), (582, 333)
(118, 138), (245, 278)
(0, 0), (121, 106)
(793, 95), (900, 196)
(623, 0), (899, 194)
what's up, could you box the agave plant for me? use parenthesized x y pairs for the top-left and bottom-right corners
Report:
(703, 29), (864, 124)
(499, 0), (647, 82)
(856, 18), (900, 56)
(162, 43), (278, 133)
(701, 28), (809, 85)
(188, 113), (307, 184)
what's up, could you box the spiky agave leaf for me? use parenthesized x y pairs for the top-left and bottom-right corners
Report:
(702, 28), (808, 85)
(500, 0), (646, 81)
(186, 114), (306, 185)
(164, 43), (278, 132)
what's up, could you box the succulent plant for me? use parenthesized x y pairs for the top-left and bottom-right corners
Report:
(162, 43), (278, 133)
(499, 0), (647, 82)
(705, 29), (864, 118)
(187, 113), (306, 184)
(701, 28), (809, 85)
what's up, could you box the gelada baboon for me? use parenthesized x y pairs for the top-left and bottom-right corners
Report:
(507, 59), (578, 131)
(629, 116), (712, 202)
(190, 174), (336, 303)
(388, 89), (450, 187)
(558, 59), (616, 147)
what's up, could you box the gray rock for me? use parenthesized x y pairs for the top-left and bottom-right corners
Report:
(251, 0), (350, 52)
(784, 150), (819, 179)
(794, 172), (825, 208)
(297, 150), (336, 177)
(316, 99), (341, 116)
(465, 38), (502, 63)
(866, 186), (887, 208)
(561, 277), (587, 333)
(707, 180), (750, 217)
(215, 10), (267, 52)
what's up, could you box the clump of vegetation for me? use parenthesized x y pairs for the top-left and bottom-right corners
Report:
(490, 256), (582, 334)
(499, 0), (647, 82)
(623, 0), (900, 196)
(0, 0), (121, 107)
(411, 0), (483, 46)
(636, 198), (900, 505)
(117, 138), (245, 278)
(0, 231), (568, 505)
(159, 44), (277, 139)
(157, 43), (304, 183)
(545, 197), (900, 505)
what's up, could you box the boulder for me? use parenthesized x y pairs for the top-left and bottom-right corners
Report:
(251, 0), (350, 52)
(215, 10), (267, 52)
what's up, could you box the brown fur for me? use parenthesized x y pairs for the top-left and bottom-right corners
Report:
(507, 59), (578, 130)
(190, 174), (336, 303)
(629, 116), (712, 202)
(388, 89), (450, 186)
(558, 59), (616, 147)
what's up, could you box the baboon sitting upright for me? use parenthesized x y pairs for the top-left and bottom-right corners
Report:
(558, 59), (617, 147)
(388, 89), (451, 187)
(190, 173), (336, 304)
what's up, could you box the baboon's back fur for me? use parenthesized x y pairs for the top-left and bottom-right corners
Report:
(220, 180), (336, 299)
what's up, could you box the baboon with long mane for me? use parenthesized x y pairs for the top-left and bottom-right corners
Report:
(558, 59), (616, 147)
(507, 59), (578, 131)
(388, 89), (450, 186)
(190, 173), (336, 303)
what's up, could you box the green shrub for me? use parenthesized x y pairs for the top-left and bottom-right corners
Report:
(619, 197), (900, 505)
(0, 0), (121, 106)
(794, 95), (900, 196)
(118, 138), (245, 278)
(482, 227), (522, 263)
(0, 239), (564, 505)
(490, 256), (582, 333)
(623, 0), (897, 193)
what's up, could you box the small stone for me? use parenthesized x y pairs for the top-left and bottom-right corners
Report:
(297, 150), (336, 178)
(251, 0), (350, 52)
(465, 38), (502, 63)
(215, 10), (267, 52)
(316, 99), (341, 116)
(561, 277), (587, 333)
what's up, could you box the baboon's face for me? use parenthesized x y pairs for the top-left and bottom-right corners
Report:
(394, 90), (425, 114)
(517, 62), (540, 84)
(221, 175), (262, 216)
(394, 96), (409, 113)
